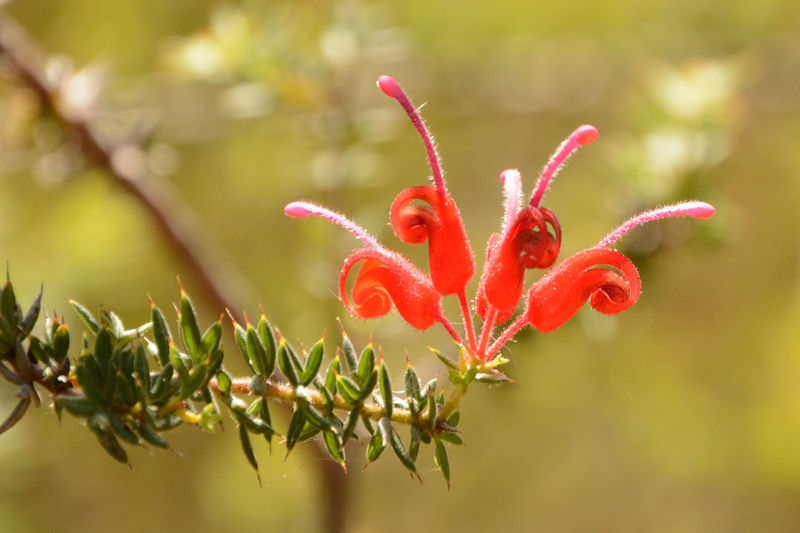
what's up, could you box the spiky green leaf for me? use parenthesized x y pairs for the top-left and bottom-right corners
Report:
(278, 340), (299, 387)
(1, 279), (19, 328)
(76, 363), (105, 405)
(138, 420), (169, 449)
(300, 338), (324, 386)
(335, 374), (360, 405)
(379, 360), (393, 418)
(19, 285), (42, 337)
(201, 320), (223, 357)
(439, 431), (464, 445)
(148, 304), (170, 366)
(356, 344), (375, 387)
(68, 299), (99, 334)
(430, 347), (458, 370)
(57, 396), (96, 418)
(216, 369), (232, 397)
(341, 407), (360, 445)
(285, 406), (307, 455)
(110, 413), (141, 445)
(0, 397), (30, 435)
(52, 323), (70, 364)
(323, 430), (345, 467)
(238, 424), (260, 484)
(390, 430), (417, 475)
(256, 314), (276, 376)
(133, 344), (150, 394)
(324, 355), (340, 396)
(357, 367), (378, 403)
(339, 325), (358, 375)
(434, 439), (450, 488)
(366, 430), (385, 463)
(179, 291), (203, 362)
(404, 364), (422, 401)
(246, 323), (268, 376)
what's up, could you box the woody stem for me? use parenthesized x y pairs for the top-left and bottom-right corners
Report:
(458, 291), (478, 352)
(486, 312), (528, 359)
(477, 307), (498, 360)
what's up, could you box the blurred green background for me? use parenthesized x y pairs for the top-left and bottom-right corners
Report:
(1, 0), (800, 531)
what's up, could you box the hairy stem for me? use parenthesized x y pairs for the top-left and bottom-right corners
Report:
(218, 377), (426, 426)
(477, 307), (498, 360)
(458, 292), (478, 352)
(487, 312), (528, 359)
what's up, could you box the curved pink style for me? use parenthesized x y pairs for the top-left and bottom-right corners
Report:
(378, 75), (445, 195)
(530, 125), (598, 207)
(284, 201), (380, 249)
(597, 201), (716, 248)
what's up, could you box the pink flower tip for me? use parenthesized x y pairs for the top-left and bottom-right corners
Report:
(499, 168), (521, 184)
(377, 75), (403, 99)
(284, 202), (312, 218)
(574, 125), (599, 146)
(596, 200), (717, 248)
(685, 201), (716, 219)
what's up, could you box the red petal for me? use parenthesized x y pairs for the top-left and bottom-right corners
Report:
(476, 206), (562, 322)
(338, 247), (443, 330)
(390, 185), (474, 296)
(524, 248), (641, 333)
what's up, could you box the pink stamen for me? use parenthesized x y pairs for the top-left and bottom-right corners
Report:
(437, 313), (465, 346)
(530, 125), (599, 207)
(284, 201), (381, 249)
(377, 75), (446, 195)
(500, 169), (522, 236)
(596, 201), (715, 248)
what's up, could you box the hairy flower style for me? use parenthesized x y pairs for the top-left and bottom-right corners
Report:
(286, 76), (716, 361)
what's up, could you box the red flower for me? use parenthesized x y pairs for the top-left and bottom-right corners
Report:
(286, 76), (715, 361)
(390, 185), (473, 297)
(523, 247), (641, 334)
(339, 247), (443, 331)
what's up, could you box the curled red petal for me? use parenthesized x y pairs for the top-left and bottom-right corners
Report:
(524, 248), (641, 333)
(390, 185), (475, 296)
(338, 247), (443, 330)
(525, 207), (561, 269)
(475, 206), (562, 322)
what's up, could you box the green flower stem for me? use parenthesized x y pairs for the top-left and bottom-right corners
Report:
(438, 381), (467, 423)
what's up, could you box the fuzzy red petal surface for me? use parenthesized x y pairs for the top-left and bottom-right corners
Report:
(524, 247), (641, 333)
(338, 247), (443, 330)
(390, 185), (475, 296)
(476, 206), (562, 322)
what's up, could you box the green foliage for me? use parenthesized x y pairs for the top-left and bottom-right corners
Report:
(0, 273), (511, 484)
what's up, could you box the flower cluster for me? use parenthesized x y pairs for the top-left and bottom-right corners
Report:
(285, 76), (715, 362)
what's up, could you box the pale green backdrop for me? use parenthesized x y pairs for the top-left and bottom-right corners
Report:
(1, 1), (799, 532)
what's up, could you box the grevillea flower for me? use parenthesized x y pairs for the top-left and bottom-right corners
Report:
(285, 76), (716, 362)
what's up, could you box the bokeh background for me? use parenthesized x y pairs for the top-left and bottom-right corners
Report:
(1, 0), (800, 531)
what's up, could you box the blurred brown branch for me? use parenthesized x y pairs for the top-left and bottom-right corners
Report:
(0, 13), (347, 533)
(0, 14), (251, 322)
